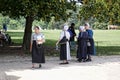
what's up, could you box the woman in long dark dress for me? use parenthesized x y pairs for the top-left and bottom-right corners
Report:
(85, 23), (95, 62)
(77, 26), (88, 62)
(30, 26), (45, 68)
(56, 25), (71, 64)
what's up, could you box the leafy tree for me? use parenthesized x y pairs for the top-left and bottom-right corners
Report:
(79, 0), (120, 25)
(0, 0), (76, 51)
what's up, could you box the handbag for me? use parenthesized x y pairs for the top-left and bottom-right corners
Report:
(59, 31), (68, 45)
(87, 41), (91, 46)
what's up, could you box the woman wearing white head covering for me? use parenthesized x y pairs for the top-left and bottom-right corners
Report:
(76, 26), (89, 62)
(30, 26), (45, 68)
(56, 25), (71, 64)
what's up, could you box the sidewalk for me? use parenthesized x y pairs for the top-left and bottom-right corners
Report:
(0, 55), (120, 80)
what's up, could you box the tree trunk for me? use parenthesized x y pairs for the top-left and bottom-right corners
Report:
(22, 16), (34, 52)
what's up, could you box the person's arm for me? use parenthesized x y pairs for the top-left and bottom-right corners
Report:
(73, 29), (76, 36)
(30, 42), (32, 52)
(56, 39), (60, 45)
(56, 31), (64, 45)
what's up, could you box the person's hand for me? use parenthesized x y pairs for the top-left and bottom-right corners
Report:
(76, 36), (78, 39)
(37, 40), (43, 44)
(56, 42), (58, 45)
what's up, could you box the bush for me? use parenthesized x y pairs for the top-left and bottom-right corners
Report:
(92, 22), (108, 30)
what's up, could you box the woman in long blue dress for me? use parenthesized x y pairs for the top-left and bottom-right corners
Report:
(85, 23), (96, 61)
(77, 26), (89, 62)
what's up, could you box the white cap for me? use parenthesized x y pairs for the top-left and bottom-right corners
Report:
(63, 25), (69, 31)
(85, 23), (90, 27)
(79, 26), (85, 31)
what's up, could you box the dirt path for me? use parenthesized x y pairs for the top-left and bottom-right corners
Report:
(0, 55), (120, 80)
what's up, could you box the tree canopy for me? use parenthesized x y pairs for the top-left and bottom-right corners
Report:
(0, 0), (76, 21)
(79, 0), (120, 25)
(0, 0), (76, 51)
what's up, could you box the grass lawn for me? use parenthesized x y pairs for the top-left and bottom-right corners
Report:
(93, 30), (120, 55)
(7, 30), (120, 55)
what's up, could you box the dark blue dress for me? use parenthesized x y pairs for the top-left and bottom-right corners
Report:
(86, 29), (96, 55)
(32, 41), (45, 63)
(77, 31), (88, 60)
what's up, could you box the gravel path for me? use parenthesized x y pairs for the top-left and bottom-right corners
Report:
(0, 55), (120, 80)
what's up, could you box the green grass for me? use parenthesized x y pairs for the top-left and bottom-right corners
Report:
(7, 30), (120, 55)
(94, 30), (120, 46)
(42, 30), (61, 46)
(93, 30), (120, 55)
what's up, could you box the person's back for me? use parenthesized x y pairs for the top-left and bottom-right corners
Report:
(5, 34), (12, 44)
(0, 31), (5, 39)
(77, 31), (88, 46)
(86, 29), (93, 39)
(68, 23), (76, 41)
(68, 23), (76, 50)
(0, 31), (6, 46)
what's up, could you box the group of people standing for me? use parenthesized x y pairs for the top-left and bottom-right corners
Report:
(76, 23), (95, 62)
(30, 23), (95, 68)
(56, 23), (95, 64)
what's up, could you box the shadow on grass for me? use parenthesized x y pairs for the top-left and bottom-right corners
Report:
(1, 38), (120, 56)
(96, 46), (120, 55)
(7, 32), (24, 37)
(44, 39), (59, 56)
(44, 39), (57, 46)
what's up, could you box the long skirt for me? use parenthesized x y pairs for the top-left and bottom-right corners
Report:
(87, 38), (96, 55)
(60, 42), (71, 60)
(77, 40), (87, 59)
(32, 41), (45, 63)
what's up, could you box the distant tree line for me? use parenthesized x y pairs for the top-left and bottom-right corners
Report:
(0, 13), (117, 30)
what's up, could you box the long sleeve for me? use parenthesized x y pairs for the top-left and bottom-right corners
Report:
(59, 31), (64, 40)
(59, 31), (70, 40)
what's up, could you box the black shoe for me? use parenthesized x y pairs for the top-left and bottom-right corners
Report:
(86, 59), (92, 62)
(59, 62), (69, 65)
(32, 66), (35, 69)
(39, 64), (42, 68)
(77, 59), (82, 62)
(64, 62), (69, 64)
(83, 59), (86, 62)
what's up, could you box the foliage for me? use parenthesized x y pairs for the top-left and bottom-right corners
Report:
(0, 14), (25, 30)
(79, 0), (120, 25)
(92, 22), (108, 30)
(0, 0), (77, 51)
(0, 0), (76, 21)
